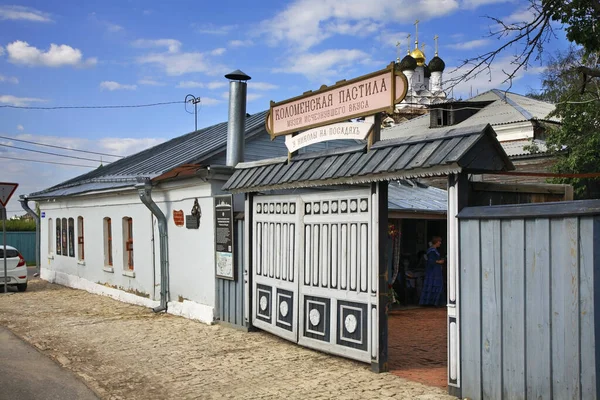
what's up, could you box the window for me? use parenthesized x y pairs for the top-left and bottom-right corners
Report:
(123, 217), (133, 270)
(77, 217), (84, 261)
(68, 218), (75, 257)
(56, 218), (62, 255)
(103, 217), (113, 266)
(48, 218), (54, 254)
(61, 218), (67, 256)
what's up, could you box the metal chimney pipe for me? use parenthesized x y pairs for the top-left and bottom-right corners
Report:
(225, 69), (251, 167)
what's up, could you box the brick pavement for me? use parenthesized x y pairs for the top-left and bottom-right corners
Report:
(0, 279), (455, 400)
(388, 308), (447, 389)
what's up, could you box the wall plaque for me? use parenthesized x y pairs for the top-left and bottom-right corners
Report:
(173, 210), (184, 227)
(214, 195), (235, 280)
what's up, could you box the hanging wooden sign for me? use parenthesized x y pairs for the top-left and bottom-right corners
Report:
(265, 62), (407, 138)
(284, 120), (373, 153)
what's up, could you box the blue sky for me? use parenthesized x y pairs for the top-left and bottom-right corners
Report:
(0, 0), (569, 216)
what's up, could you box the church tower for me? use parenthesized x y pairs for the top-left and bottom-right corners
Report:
(394, 22), (449, 122)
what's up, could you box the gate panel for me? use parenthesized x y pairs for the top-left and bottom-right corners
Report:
(252, 195), (300, 342)
(298, 189), (376, 363)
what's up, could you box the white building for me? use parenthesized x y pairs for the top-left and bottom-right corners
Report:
(26, 109), (292, 324)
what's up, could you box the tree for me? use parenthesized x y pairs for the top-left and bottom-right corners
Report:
(528, 48), (600, 199)
(448, 0), (600, 92)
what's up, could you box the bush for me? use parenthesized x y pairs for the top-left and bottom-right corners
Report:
(3, 219), (36, 231)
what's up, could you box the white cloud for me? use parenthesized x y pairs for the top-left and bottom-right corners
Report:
(274, 48), (373, 80)
(98, 137), (164, 156)
(444, 55), (544, 98)
(0, 94), (45, 106)
(16, 124), (23, 131)
(138, 79), (164, 86)
(176, 81), (204, 88)
(99, 81), (137, 91)
(207, 81), (227, 90)
(261, 0), (459, 50)
(6, 41), (97, 68)
(461, 0), (513, 9)
(194, 24), (237, 35)
(247, 93), (264, 102)
(211, 48), (226, 56)
(0, 5), (52, 22)
(0, 74), (19, 84)
(229, 40), (253, 48)
(251, 82), (278, 91)
(504, 6), (537, 24)
(138, 51), (228, 76)
(199, 97), (222, 106)
(106, 22), (123, 32)
(447, 39), (490, 50)
(132, 38), (181, 53)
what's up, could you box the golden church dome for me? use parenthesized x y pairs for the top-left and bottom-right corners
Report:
(410, 48), (426, 66)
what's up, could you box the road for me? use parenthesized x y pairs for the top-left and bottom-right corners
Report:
(0, 327), (98, 400)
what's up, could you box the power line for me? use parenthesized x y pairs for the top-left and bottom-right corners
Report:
(0, 100), (184, 110)
(0, 135), (123, 158)
(0, 155), (98, 168)
(0, 143), (109, 163)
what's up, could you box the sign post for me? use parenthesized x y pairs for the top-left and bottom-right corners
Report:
(0, 182), (19, 294)
(214, 195), (235, 280)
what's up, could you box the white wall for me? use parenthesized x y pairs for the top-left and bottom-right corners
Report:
(38, 178), (220, 324)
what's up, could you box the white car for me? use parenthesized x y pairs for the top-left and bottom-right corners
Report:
(0, 245), (28, 292)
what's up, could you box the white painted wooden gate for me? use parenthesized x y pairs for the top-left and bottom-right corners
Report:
(252, 189), (378, 363)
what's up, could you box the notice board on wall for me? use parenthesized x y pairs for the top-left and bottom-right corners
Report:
(214, 195), (235, 280)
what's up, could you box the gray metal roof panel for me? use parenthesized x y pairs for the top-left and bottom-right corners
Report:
(392, 142), (425, 171)
(373, 146), (407, 174)
(358, 147), (392, 176)
(405, 140), (443, 170)
(223, 124), (513, 192)
(32, 110), (269, 198)
(321, 153), (350, 180)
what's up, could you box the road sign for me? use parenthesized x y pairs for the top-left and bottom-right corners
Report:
(0, 182), (18, 207)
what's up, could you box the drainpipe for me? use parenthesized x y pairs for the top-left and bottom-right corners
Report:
(136, 180), (169, 312)
(225, 69), (251, 167)
(19, 196), (40, 273)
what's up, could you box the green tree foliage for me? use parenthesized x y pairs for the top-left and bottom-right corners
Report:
(3, 218), (36, 232)
(530, 48), (600, 198)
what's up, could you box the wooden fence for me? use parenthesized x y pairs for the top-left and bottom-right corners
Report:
(458, 200), (600, 400)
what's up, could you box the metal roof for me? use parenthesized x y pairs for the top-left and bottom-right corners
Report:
(502, 138), (548, 158)
(29, 111), (269, 199)
(223, 124), (514, 193)
(383, 89), (559, 140)
(388, 180), (447, 213)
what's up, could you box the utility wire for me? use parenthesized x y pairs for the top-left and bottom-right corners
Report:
(0, 155), (98, 168)
(0, 143), (109, 163)
(0, 100), (185, 110)
(0, 135), (123, 158)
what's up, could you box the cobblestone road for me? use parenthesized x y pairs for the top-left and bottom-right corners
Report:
(0, 279), (455, 400)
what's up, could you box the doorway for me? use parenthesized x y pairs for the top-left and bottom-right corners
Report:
(387, 217), (448, 388)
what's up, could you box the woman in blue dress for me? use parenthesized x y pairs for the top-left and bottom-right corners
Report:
(419, 236), (445, 307)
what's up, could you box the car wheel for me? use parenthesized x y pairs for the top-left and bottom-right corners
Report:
(16, 283), (27, 292)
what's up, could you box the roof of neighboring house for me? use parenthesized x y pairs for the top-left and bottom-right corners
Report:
(502, 138), (548, 158)
(383, 89), (559, 139)
(388, 180), (447, 213)
(223, 124), (514, 193)
(28, 111), (269, 199)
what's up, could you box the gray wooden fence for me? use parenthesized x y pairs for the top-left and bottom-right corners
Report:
(458, 200), (600, 400)
(5, 231), (36, 263)
(216, 216), (246, 329)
